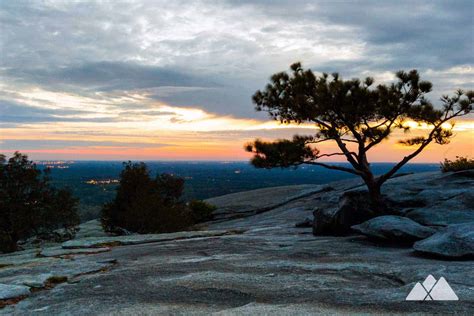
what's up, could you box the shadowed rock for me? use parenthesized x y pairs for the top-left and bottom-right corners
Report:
(295, 218), (313, 228)
(313, 191), (378, 235)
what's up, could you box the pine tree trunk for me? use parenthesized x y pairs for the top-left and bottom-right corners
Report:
(368, 183), (383, 213)
(363, 176), (384, 214)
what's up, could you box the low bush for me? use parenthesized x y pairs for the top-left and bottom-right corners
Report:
(189, 200), (216, 223)
(440, 156), (474, 172)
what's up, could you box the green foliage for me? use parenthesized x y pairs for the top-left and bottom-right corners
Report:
(189, 200), (216, 223)
(440, 156), (474, 172)
(246, 135), (318, 168)
(101, 162), (194, 234)
(0, 152), (79, 253)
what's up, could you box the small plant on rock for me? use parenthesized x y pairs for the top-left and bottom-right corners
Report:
(440, 156), (474, 172)
(189, 200), (216, 223)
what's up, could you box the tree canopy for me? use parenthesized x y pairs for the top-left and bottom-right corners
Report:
(101, 162), (194, 234)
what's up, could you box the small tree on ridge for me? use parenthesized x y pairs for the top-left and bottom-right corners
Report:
(246, 63), (473, 212)
(101, 162), (193, 234)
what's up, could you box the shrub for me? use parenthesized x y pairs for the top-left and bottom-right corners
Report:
(189, 200), (216, 223)
(0, 152), (79, 253)
(101, 162), (194, 234)
(440, 156), (474, 172)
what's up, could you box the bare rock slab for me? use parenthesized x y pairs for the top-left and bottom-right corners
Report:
(75, 219), (109, 239)
(352, 215), (436, 243)
(0, 283), (30, 300)
(62, 230), (240, 249)
(413, 222), (474, 258)
(206, 184), (326, 220)
(40, 246), (110, 257)
(406, 208), (474, 226)
(11, 273), (53, 288)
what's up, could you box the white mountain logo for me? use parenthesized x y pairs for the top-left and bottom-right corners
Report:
(406, 275), (459, 301)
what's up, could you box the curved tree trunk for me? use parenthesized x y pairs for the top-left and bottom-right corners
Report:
(362, 173), (384, 214)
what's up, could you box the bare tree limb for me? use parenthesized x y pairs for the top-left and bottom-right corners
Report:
(377, 108), (466, 185)
(304, 161), (362, 175)
(315, 152), (356, 159)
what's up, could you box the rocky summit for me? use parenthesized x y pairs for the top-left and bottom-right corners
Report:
(1, 170), (473, 315)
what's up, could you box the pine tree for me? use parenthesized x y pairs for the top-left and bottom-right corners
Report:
(246, 63), (473, 212)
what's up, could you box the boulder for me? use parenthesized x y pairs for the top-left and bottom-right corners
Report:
(352, 215), (436, 243)
(413, 222), (474, 258)
(313, 191), (380, 235)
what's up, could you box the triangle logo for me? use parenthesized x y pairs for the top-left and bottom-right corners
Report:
(429, 277), (459, 300)
(406, 282), (429, 300)
(406, 275), (459, 301)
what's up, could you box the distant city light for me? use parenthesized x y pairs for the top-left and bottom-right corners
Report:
(85, 179), (120, 185)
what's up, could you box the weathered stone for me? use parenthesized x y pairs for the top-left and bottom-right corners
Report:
(62, 230), (240, 249)
(40, 246), (110, 257)
(0, 249), (50, 267)
(352, 215), (436, 243)
(413, 222), (474, 258)
(74, 219), (109, 239)
(11, 273), (52, 288)
(0, 283), (30, 300)
(206, 184), (329, 221)
(406, 208), (474, 226)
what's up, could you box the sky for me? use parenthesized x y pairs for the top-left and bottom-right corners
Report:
(0, 0), (473, 162)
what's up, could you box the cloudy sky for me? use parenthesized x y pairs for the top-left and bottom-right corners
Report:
(0, 0), (473, 161)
